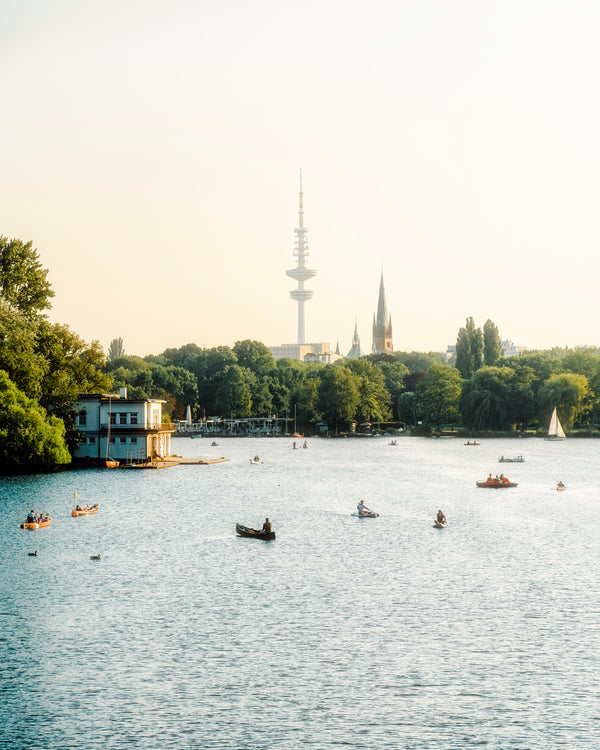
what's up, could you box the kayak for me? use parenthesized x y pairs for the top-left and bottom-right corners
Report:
(21, 518), (52, 530)
(71, 504), (99, 517)
(236, 523), (275, 541)
(351, 511), (379, 518)
(433, 522), (447, 528)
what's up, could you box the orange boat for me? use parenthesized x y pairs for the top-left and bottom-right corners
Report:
(21, 517), (52, 530)
(71, 504), (99, 517)
(465, 441), (480, 446)
(477, 476), (518, 488)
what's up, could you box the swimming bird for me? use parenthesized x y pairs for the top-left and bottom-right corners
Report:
(28, 551), (38, 557)
(90, 553), (101, 560)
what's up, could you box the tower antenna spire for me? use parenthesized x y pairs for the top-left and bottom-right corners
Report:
(286, 170), (316, 344)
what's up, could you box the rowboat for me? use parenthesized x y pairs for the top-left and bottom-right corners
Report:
(21, 517), (52, 530)
(236, 523), (275, 541)
(71, 504), (99, 517)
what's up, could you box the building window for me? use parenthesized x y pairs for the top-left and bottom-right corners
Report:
(78, 411), (87, 426)
(110, 414), (116, 425)
(87, 437), (95, 444)
(130, 437), (137, 443)
(110, 437), (116, 444)
(119, 413), (127, 425)
(130, 413), (138, 425)
(119, 437), (126, 443)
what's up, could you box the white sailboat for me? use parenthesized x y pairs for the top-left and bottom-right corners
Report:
(546, 407), (566, 440)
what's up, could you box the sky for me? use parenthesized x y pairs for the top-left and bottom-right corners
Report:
(3, 0), (600, 358)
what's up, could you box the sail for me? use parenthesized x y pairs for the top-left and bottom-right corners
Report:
(548, 407), (566, 439)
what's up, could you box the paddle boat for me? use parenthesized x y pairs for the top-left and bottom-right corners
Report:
(476, 475), (518, 488)
(236, 523), (276, 541)
(21, 516), (52, 530)
(71, 503), (99, 517)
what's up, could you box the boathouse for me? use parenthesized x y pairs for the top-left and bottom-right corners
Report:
(73, 389), (174, 464)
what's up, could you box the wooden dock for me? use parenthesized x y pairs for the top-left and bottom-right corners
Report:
(119, 456), (229, 470)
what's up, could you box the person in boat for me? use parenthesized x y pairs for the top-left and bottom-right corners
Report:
(557, 481), (565, 489)
(75, 504), (83, 511)
(436, 509), (447, 525)
(357, 500), (372, 515)
(262, 517), (273, 534)
(27, 510), (36, 523)
(487, 474), (493, 482)
(253, 455), (260, 462)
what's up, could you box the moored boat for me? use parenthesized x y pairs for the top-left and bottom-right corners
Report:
(236, 523), (275, 541)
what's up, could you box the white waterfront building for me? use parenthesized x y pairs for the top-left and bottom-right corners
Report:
(73, 388), (174, 464)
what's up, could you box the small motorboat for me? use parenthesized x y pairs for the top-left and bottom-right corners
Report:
(71, 504), (99, 517)
(236, 523), (276, 541)
(476, 477), (518, 488)
(351, 511), (379, 518)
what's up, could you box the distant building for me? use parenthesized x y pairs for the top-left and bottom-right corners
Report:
(501, 340), (526, 358)
(269, 342), (333, 362)
(73, 389), (174, 464)
(346, 320), (364, 359)
(372, 272), (393, 354)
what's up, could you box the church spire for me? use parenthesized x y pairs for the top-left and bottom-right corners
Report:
(372, 272), (393, 354)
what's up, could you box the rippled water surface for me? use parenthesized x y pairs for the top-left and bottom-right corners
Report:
(1, 436), (599, 749)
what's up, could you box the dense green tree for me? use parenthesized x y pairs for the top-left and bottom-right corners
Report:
(214, 365), (252, 417)
(393, 351), (445, 372)
(316, 364), (360, 431)
(460, 366), (517, 431)
(397, 391), (420, 427)
(0, 371), (70, 470)
(0, 236), (54, 316)
(374, 361), (409, 419)
(537, 373), (589, 429)
(416, 365), (461, 429)
(107, 337), (125, 361)
(0, 301), (47, 398)
(455, 317), (483, 379)
(233, 340), (275, 375)
(483, 319), (503, 366)
(346, 359), (391, 424)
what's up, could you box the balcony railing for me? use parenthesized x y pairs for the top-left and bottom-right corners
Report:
(100, 423), (175, 432)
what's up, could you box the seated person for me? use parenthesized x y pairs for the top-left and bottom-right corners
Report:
(357, 501), (371, 514)
(27, 510), (36, 522)
(436, 509), (447, 525)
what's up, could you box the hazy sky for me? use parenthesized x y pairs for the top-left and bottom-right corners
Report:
(3, 0), (600, 357)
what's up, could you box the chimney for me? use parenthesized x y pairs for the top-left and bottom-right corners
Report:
(119, 387), (128, 399)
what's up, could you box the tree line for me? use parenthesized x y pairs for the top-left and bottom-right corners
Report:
(1, 236), (600, 472)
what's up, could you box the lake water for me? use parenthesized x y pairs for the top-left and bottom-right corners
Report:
(1, 436), (599, 749)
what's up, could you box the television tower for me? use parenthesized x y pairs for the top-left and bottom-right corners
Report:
(286, 170), (316, 344)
